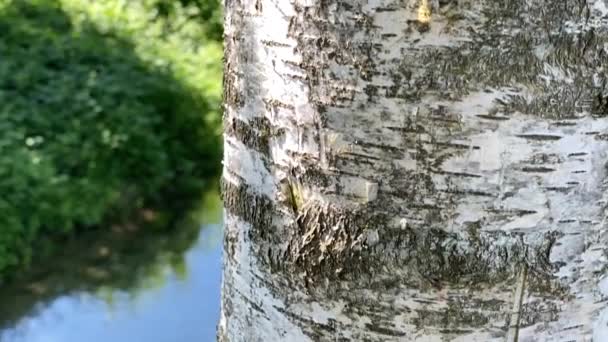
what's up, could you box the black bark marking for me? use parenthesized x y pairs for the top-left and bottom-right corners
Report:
(224, 117), (273, 155)
(516, 134), (563, 141)
(260, 39), (290, 48)
(567, 152), (587, 157)
(521, 166), (556, 173)
(364, 323), (406, 337)
(476, 114), (511, 121)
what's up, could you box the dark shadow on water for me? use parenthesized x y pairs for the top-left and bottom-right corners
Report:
(0, 187), (223, 342)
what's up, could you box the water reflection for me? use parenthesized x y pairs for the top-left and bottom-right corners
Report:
(0, 190), (223, 342)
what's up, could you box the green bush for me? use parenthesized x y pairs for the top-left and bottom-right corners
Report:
(147, 0), (223, 41)
(0, 0), (223, 275)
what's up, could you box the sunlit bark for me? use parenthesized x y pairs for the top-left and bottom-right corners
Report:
(219, 0), (608, 340)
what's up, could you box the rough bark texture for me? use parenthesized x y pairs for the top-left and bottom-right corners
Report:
(219, 0), (608, 340)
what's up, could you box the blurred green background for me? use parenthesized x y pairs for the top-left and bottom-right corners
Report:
(0, 0), (223, 279)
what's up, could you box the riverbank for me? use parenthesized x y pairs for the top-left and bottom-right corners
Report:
(0, 184), (222, 331)
(0, 0), (222, 277)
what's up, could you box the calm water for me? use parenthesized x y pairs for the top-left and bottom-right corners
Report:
(0, 192), (223, 342)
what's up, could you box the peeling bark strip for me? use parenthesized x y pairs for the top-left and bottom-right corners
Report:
(506, 266), (528, 342)
(220, 0), (608, 341)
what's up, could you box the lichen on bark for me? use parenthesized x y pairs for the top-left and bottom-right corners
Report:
(220, 0), (608, 340)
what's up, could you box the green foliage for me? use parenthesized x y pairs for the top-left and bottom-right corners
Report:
(0, 0), (223, 275)
(147, 0), (223, 41)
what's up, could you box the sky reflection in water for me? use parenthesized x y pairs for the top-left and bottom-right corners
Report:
(0, 218), (223, 342)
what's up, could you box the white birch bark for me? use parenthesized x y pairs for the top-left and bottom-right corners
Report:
(219, 0), (608, 340)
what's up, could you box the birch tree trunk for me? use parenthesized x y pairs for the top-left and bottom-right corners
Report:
(218, 0), (608, 340)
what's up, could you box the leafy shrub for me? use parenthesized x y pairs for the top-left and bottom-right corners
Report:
(147, 0), (223, 41)
(0, 0), (222, 275)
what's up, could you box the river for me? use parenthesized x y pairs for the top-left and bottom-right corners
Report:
(0, 189), (223, 342)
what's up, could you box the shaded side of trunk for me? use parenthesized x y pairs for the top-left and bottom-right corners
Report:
(219, 0), (608, 340)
